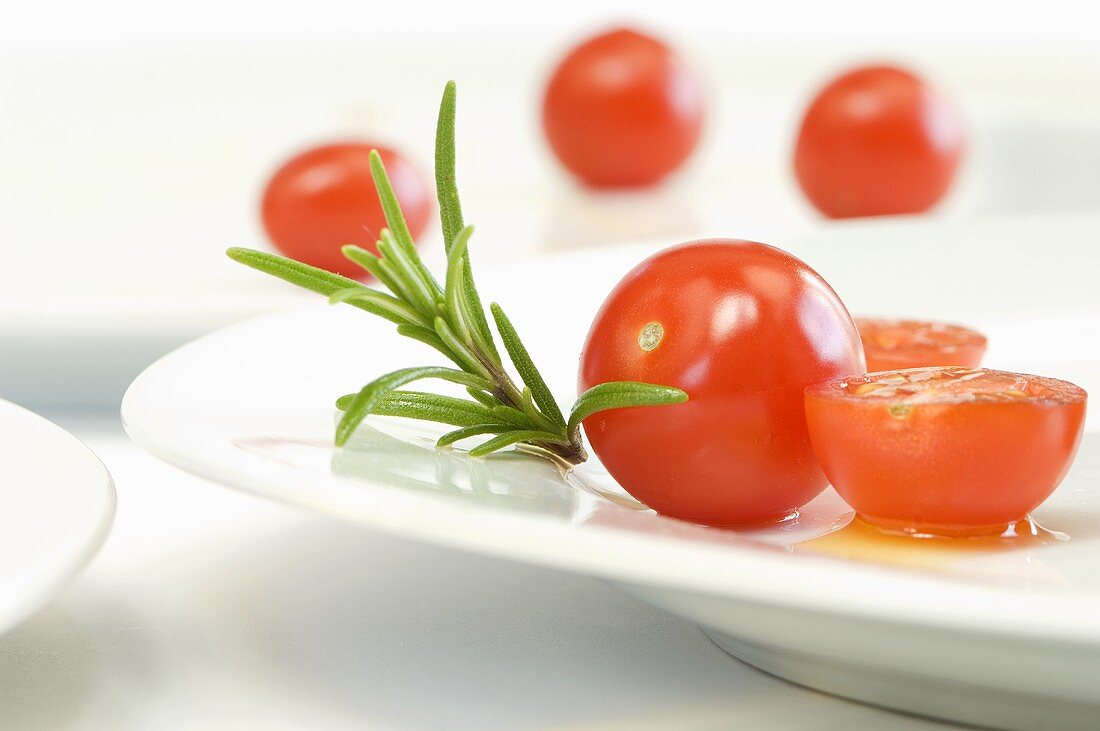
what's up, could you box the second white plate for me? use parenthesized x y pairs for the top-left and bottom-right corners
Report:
(0, 400), (116, 635)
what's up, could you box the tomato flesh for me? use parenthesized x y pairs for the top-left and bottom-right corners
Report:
(579, 240), (864, 526)
(857, 318), (987, 372)
(805, 367), (1087, 536)
(261, 143), (432, 277)
(542, 27), (705, 187)
(794, 65), (964, 218)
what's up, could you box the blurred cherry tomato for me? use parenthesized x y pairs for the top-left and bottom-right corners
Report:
(794, 65), (964, 218)
(261, 143), (432, 277)
(806, 367), (1087, 536)
(579, 240), (865, 526)
(542, 28), (705, 187)
(857, 318), (987, 372)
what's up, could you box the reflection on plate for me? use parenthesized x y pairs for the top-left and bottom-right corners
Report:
(238, 417), (1087, 591)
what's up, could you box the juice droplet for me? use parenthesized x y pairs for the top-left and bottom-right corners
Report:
(793, 515), (1068, 574)
(856, 514), (1069, 540)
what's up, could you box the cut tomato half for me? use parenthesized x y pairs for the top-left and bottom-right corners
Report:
(805, 367), (1087, 536)
(856, 318), (987, 372)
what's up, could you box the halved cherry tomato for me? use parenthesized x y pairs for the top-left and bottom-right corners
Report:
(805, 367), (1087, 536)
(794, 65), (964, 218)
(261, 143), (432, 277)
(857, 318), (987, 372)
(579, 240), (865, 526)
(542, 27), (705, 187)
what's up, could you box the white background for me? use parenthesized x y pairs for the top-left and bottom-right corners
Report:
(3, 2), (1100, 728)
(6, 1), (1100, 48)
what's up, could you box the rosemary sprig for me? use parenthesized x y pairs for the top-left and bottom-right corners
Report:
(227, 81), (687, 465)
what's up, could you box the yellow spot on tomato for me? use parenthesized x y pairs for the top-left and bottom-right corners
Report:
(887, 404), (913, 420)
(638, 322), (664, 352)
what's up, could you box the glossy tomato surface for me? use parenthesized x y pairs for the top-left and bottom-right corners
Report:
(261, 143), (432, 277)
(794, 65), (964, 218)
(806, 367), (1087, 536)
(857, 318), (987, 372)
(579, 240), (864, 526)
(542, 28), (705, 187)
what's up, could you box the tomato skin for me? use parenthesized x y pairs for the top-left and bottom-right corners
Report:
(261, 143), (432, 277)
(805, 369), (1087, 534)
(542, 28), (705, 187)
(857, 318), (987, 372)
(579, 240), (865, 526)
(794, 65), (964, 219)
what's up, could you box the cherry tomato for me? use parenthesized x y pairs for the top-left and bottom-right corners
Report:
(579, 240), (865, 526)
(857, 318), (987, 372)
(805, 367), (1087, 536)
(542, 27), (705, 187)
(793, 65), (964, 218)
(261, 143), (432, 277)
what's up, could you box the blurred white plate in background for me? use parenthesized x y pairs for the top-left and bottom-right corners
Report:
(0, 400), (115, 636)
(3, 41), (1100, 407)
(123, 226), (1099, 730)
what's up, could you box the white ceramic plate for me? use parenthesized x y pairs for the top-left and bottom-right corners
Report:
(124, 221), (1100, 731)
(0, 400), (115, 635)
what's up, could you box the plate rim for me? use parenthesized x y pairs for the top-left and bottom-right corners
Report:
(122, 303), (1100, 647)
(0, 399), (116, 634)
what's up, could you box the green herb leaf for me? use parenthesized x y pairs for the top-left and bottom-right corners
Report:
(373, 391), (491, 426)
(227, 247), (422, 327)
(377, 231), (437, 316)
(344, 390), (492, 427)
(228, 247), (360, 297)
(369, 152), (444, 296)
(468, 429), (573, 458)
(567, 382), (689, 438)
(432, 85), (498, 365)
(335, 367), (492, 410)
(432, 316), (492, 379)
(490, 303), (567, 428)
(390, 325), (449, 360)
(465, 387), (498, 407)
(341, 245), (405, 298)
(461, 263), (500, 364)
(435, 80), (464, 252)
(487, 403), (535, 428)
(444, 226), (476, 343)
(327, 286), (429, 328)
(336, 367), (494, 445)
(436, 424), (516, 448)
(368, 150), (417, 254)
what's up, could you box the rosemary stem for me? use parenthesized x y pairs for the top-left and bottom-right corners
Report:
(228, 81), (683, 465)
(486, 369), (586, 464)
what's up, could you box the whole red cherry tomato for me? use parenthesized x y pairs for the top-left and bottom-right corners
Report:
(806, 367), (1087, 536)
(261, 143), (432, 277)
(579, 240), (865, 526)
(542, 27), (705, 187)
(857, 318), (987, 372)
(794, 65), (964, 218)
